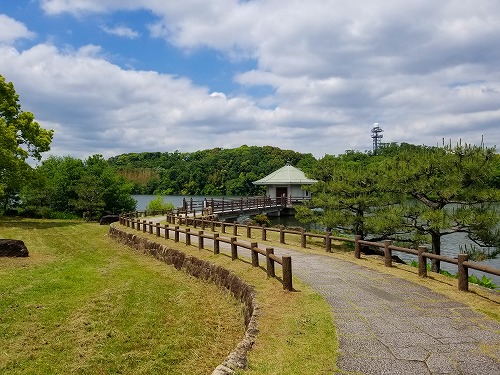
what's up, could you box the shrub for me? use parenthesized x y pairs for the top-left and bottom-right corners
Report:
(146, 196), (175, 213)
(252, 214), (271, 227)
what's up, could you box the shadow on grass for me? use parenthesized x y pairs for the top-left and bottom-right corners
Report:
(0, 217), (83, 230)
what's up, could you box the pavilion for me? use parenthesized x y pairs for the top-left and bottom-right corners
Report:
(252, 162), (317, 202)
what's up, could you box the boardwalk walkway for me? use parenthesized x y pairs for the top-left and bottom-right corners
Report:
(146, 218), (500, 374)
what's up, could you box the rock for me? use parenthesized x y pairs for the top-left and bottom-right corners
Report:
(99, 215), (120, 225)
(0, 239), (29, 257)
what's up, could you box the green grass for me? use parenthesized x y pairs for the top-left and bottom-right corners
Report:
(114, 222), (339, 374)
(0, 219), (244, 374)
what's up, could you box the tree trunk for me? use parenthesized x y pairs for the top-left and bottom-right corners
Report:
(430, 231), (441, 273)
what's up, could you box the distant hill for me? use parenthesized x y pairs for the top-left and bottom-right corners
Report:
(108, 145), (318, 195)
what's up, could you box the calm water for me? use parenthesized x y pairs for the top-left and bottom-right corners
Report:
(132, 195), (500, 285)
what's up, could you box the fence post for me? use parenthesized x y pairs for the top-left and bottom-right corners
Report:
(354, 235), (361, 259)
(174, 226), (179, 242)
(247, 224), (251, 238)
(156, 223), (161, 237)
(185, 228), (191, 246)
(282, 256), (293, 291)
(131, 220), (135, 230)
(211, 219), (215, 232)
(457, 253), (469, 292)
(214, 233), (220, 254)
(266, 248), (275, 277)
(231, 237), (238, 260)
(251, 242), (258, 267)
(233, 223), (238, 236)
(149, 221), (153, 235)
(164, 224), (169, 239)
(418, 246), (427, 278)
(222, 223), (226, 234)
(325, 231), (332, 253)
(280, 225), (285, 244)
(198, 231), (204, 250)
(143, 220), (147, 233)
(262, 225), (267, 241)
(193, 211), (197, 228)
(384, 240), (392, 267)
(301, 228), (306, 248)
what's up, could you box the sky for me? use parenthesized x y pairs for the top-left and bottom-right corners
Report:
(1, 0), (500, 161)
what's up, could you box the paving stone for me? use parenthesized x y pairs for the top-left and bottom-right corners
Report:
(338, 335), (393, 358)
(389, 345), (430, 361)
(337, 355), (431, 375)
(378, 332), (442, 348)
(425, 353), (459, 374)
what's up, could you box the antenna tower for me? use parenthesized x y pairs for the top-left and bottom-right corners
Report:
(371, 123), (384, 153)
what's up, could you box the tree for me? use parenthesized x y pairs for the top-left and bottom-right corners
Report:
(296, 151), (401, 240)
(384, 143), (500, 272)
(19, 155), (136, 219)
(302, 143), (500, 273)
(71, 174), (106, 221)
(0, 74), (53, 211)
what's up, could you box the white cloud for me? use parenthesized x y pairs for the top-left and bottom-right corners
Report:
(0, 43), (285, 159)
(0, 14), (35, 43)
(101, 25), (140, 39)
(5, 1), (500, 158)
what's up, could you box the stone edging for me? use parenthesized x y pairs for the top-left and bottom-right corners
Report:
(108, 226), (259, 375)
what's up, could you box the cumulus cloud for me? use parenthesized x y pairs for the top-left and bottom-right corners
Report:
(0, 14), (35, 43)
(0, 43), (282, 158)
(6, 1), (500, 158)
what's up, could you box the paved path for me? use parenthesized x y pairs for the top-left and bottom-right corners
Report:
(145, 219), (500, 374)
(273, 247), (500, 375)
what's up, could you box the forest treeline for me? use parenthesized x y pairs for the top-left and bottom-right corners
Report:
(108, 145), (318, 196)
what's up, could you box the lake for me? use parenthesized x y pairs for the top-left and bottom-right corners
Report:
(132, 194), (500, 285)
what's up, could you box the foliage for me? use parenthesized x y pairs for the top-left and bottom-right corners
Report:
(19, 155), (136, 219)
(459, 244), (500, 262)
(382, 142), (500, 271)
(296, 151), (402, 240)
(0, 74), (53, 211)
(468, 274), (498, 290)
(146, 195), (175, 212)
(108, 145), (317, 195)
(301, 142), (500, 272)
(406, 259), (498, 289)
(252, 213), (271, 227)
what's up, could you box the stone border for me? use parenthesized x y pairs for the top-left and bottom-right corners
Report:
(108, 226), (259, 374)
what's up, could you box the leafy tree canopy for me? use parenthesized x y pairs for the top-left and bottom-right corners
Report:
(299, 142), (500, 271)
(20, 155), (136, 219)
(0, 74), (53, 210)
(108, 145), (317, 196)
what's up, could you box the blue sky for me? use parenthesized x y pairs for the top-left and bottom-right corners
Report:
(1, 0), (500, 160)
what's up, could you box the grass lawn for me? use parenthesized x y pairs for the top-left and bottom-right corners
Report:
(115, 222), (339, 375)
(0, 219), (245, 374)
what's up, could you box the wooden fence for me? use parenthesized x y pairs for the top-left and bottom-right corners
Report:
(121, 211), (500, 292)
(119, 213), (293, 291)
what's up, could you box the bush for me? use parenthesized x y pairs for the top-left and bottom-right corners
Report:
(146, 196), (175, 213)
(252, 214), (271, 227)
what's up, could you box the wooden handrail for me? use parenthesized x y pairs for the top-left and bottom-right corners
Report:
(120, 209), (500, 292)
(120, 214), (293, 291)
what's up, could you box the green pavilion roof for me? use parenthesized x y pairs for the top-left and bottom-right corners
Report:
(253, 163), (317, 185)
